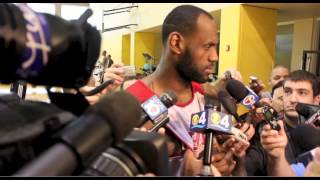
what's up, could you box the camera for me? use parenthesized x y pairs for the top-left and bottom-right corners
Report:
(83, 130), (170, 176)
(261, 105), (281, 131)
(122, 66), (136, 78)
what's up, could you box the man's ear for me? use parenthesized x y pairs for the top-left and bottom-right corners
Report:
(313, 94), (320, 105)
(167, 32), (185, 55)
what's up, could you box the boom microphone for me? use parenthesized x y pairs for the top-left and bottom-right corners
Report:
(15, 92), (141, 176)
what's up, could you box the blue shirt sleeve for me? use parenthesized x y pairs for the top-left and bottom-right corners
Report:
(291, 163), (306, 177)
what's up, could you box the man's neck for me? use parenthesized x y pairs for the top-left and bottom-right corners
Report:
(284, 115), (300, 128)
(143, 57), (193, 104)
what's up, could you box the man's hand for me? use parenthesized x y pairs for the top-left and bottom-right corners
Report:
(102, 63), (126, 93)
(222, 68), (243, 83)
(220, 135), (250, 158)
(211, 151), (236, 176)
(237, 122), (255, 141)
(260, 120), (287, 159)
(181, 149), (222, 176)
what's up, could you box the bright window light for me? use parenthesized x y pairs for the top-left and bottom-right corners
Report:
(61, 4), (96, 27)
(27, 3), (56, 15)
(61, 4), (89, 20)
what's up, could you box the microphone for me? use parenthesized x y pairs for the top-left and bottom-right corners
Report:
(292, 124), (320, 166)
(190, 95), (233, 176)
(81, 79), (115, 96)
(216, 91), (250, 145)
(291, 124), (320, 153)
(217, 90), (239, 120)
(0, 4), (101, 88)
(139, 91), (177, 128)
(190, 105), (233, 135)
(226, 79), (281, 130)
(225, 79), (260, 109)
(15, 91), (141, 176)
(201, 96), (221, 176)
(296, 102), (320, 119)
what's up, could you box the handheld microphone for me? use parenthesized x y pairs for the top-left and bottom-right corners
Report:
(296, 103), (320, 126)
(292, 124), (320, 166)
(226, 79), (280, 130)
(15, 91), (141, 176)
(291, 124), (320, 153)
(200, 96), (221, 176)
(81, 79), (114, 96)
(217, 90), (239, 120)
(139, 91), (177, 127)
(190, 95), (235, 176)
(226, 79), (260, 109)
(190, 108), (233, 135)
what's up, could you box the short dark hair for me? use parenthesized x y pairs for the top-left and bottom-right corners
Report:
(161, 5), (213, 46)
(271, 80), (284, 97)
(283, 70), (320, 96)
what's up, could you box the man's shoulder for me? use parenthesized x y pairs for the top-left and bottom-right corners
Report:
(191, 82), (204, 95)
(123, 79), (138, 90)
(124, 79), (155, 103)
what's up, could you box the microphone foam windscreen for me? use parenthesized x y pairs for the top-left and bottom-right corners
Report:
(225, 79), (248, 102)
(204, 94), (221, 110)
(90, 91), (141, 143)
(292, 124), (320, 152)
(296, 103), (320, 119)
(161, 90), (177, 107)
(218, 90), (238, 117)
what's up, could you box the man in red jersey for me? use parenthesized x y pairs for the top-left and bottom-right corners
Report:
(125, 5), (249, 176)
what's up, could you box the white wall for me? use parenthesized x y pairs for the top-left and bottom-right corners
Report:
(291, 18), (315, 71)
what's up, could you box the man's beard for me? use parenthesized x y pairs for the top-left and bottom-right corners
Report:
(176, 48), (207, 83)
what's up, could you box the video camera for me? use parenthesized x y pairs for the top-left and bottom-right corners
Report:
(0, 4), (169, 176)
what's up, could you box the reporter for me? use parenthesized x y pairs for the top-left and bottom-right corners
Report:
(245, 70), (320, 176)
(260, 120), (296, 176)
(79, 63), (126, 104)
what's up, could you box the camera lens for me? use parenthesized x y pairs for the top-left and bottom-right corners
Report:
(83, 146), (146, 176)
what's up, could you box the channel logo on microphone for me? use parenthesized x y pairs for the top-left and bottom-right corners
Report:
(241, 87), (260, 109)
(190, 111), (207, 132)
(141, 95), (168, 122)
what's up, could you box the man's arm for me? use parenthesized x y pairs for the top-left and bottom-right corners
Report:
(260, 120), (296, 176)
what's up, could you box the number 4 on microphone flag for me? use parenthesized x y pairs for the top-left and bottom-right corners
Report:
(190, 110), (233, 134)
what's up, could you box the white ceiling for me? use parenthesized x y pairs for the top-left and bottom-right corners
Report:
(140, 3), (320, 33)
(245, 3), (320, 22)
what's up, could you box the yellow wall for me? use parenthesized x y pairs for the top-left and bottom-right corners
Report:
(219, 5), (277, 115)
(100, 33), (123, 64)
(134, 32), (162, 73)
(218, 6), (241, 75)
(219, 5), (277, 89)
(122, 34), (131, 65)
(238, 5), (277, 88)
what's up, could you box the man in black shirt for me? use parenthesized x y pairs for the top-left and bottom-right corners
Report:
(245, 70), (320, 176)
